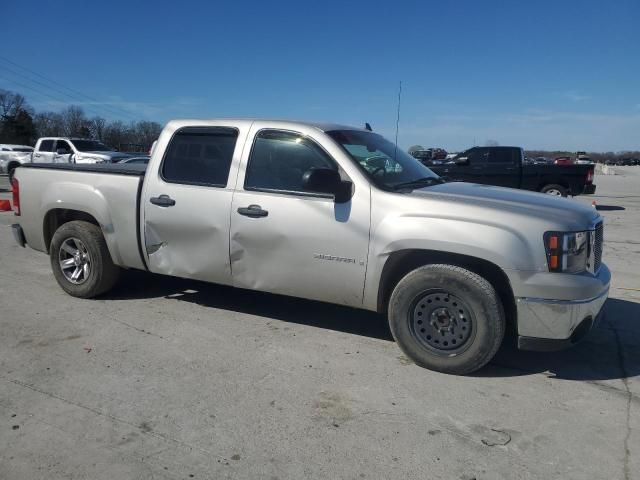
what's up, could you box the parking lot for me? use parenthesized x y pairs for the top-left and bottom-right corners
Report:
(0, 171), (638, 479)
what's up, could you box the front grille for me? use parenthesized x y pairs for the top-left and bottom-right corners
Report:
(594, 222), (603, 272)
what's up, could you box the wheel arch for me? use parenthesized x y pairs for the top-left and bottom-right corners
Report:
(44, 209), (101, 254)
(376, 249), (516, 333)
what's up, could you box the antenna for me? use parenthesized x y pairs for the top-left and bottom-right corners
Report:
(394, 81), (402, 161)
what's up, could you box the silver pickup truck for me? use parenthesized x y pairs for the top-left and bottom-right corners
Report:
(10, 119), (610, 374)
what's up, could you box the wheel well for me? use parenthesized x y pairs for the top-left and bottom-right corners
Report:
(538, 180), (569, 192)
(43, 209), (100, 253)
(7, 161), (20, 172)
(377, 249), (516, 333)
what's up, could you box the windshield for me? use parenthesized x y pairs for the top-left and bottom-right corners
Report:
(72, 140), (112, 152)
(327, 130), (440, 190)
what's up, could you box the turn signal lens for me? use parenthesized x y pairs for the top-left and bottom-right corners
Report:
(544, 231), (589, 273)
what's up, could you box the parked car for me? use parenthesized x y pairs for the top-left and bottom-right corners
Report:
(10, 119), (609, 375)
(0, 144), (34, 183)
(32, 137), (132, 165)
(554, 156), (575, 166)
(118, 156), (150, 165)
(575, 156), (593, 165)
(428, 147), (595, 196)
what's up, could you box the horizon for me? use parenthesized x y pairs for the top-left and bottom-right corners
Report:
(1, 0), (638, 152)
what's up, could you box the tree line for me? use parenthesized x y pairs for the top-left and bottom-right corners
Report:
(0, 89), (162, 152)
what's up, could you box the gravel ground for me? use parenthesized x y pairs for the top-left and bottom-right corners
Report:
(0, 170), (638, 480)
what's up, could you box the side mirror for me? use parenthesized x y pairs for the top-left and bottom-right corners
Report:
(302, 168), (352, 203)
(57, 148), (69, 155)
(454, 156), (469, 165)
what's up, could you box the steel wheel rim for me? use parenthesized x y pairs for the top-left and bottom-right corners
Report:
(58, 237), (91, 285)
(409, 290), (475, 356)
(546, 188), (562, 196)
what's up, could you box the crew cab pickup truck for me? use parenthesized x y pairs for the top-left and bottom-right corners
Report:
(32, 137), (131, 164)
(427, 146), (596, 197)
(10, 119), (610, 374)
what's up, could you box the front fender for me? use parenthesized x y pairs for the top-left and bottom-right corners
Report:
(362, 214), (545, 310)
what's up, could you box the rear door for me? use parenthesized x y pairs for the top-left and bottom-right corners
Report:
(483, 147), (520, 188)
(142, 123), (248, 285)
(33, 139), (56, 163)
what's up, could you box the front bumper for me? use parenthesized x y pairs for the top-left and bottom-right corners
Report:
(515, 265), (609, 351)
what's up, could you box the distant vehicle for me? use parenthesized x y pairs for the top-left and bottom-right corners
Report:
(429, 146), (595, 197)
(554, 156), (575, 166)
(410, 149), (432, 161)
(0, 144), (34, 183)
(32, 138), (132, 165)
(119, 156), (150, 165)
(620, 158), (640, 166)
(575, 156), (594, 165)
(11, 118), (609, 375)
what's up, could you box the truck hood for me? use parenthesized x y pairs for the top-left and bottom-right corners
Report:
(409, 181), (600, 230)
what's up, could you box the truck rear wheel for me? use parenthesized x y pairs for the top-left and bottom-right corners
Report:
(388, 264), (505, 375)
(50, 220), (120, 298)
(541, 184), (568, 197)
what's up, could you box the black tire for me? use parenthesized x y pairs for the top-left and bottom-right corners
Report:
(388, 264), (505, 375)
(50, 220), (120, 298)
(541, 184), (568, 197)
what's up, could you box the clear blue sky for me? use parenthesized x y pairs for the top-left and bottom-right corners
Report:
(1, 0), (638, 151)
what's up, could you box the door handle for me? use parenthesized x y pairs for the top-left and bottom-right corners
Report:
(150, 194), (176, 207)
(237, 204), (268, 218)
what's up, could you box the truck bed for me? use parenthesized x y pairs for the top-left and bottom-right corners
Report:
(15, 163), (147, 270)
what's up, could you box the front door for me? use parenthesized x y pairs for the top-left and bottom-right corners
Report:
(142, 123), (247, 285)
(229, 126), (371, 307)
(53, 139), (74, 163)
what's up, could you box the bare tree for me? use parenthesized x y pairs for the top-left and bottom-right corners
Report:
(0, 89), (27, 118)
(484, 139), (499, 146)
(33, 112), (65, 137)
(61, 106), (88, 137)
(408, 144), (425, 154)
(89, 116), (107, 140)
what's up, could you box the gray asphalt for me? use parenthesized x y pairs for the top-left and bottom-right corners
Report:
(0, 171), (638, 480)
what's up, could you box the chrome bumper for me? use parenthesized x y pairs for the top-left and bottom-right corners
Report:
(515, 286), (608, 350)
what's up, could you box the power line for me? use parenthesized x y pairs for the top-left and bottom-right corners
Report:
(0, 55), (139, 120)
(0, 74), (130, 121)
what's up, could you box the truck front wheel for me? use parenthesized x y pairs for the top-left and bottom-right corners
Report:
(388, 264), (505, 375)
(50, 220), (120, 298)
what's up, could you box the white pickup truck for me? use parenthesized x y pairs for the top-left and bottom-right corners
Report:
(32, 137), (131, 164)
(10, 119), (610, 374)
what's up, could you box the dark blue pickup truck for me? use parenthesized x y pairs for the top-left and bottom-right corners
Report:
(425, 146), (595, 197)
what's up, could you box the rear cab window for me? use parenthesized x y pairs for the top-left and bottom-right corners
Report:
(161, 127), (239, 187)
(39, 140), (55, 152)
(487, 148), (517, 164)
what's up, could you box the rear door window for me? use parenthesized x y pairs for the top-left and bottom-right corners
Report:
(55, 140), (72, 153)
(39, 140), (55, 152)
(488, 148), (516, 164)
(161, 127), (239, 187)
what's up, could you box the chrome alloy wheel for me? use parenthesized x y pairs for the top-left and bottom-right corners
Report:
(545, 188), (563, 196)
(58, 237), (91, 284)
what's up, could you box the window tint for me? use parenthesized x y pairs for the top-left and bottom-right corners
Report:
(55, 140), (72, 152)
(162, 127), (238, 186)
(245, 130), (337, 193)
(488, 148), (516, 164)
(466, 148), (488, 164)
(39, 140), (55, 152)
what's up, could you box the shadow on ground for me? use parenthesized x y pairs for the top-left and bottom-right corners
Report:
(595, 205), (626, 211)
(106, 271), (639, 381)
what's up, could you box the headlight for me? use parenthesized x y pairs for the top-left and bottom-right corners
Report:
(544, 231), (589, 273)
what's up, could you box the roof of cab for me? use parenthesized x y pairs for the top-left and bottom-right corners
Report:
(164, 119), (368, 133)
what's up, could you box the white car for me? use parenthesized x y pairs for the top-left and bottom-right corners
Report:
(0, 144), (34, 183)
